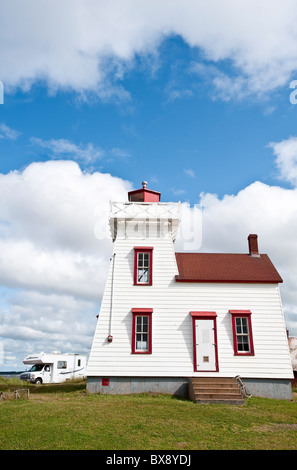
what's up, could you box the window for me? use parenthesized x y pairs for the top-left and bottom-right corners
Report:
(134, 247), (153, 285)
(230, 310), (254, 356)
(57, 361), (67, 369)
(131, 308), (153, 354)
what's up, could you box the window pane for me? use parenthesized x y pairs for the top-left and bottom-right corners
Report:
(236, 319), (250, 352)
(134, 315), (150, 351)
(243, 342), (249, 351)
(136, 341), (148, 350)
(57, 361), (67, 369)
(237, 338), (249, 352)
(231, 313), (253, 355)
(136, 252), (150, 283)
(138, 268), (149, 283)
(242, 324), (248, 334)
(242, 318), (248, 334)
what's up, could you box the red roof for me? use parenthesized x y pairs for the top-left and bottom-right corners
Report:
(128, 181), (161, 202)
(175, 252), (283, 283)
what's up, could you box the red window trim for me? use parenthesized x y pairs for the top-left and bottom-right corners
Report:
(134, 247), (153, 286)
(190, 311), (219, 373)
(131, 308), (153, 354)
(229, 310), (255, 356)
(190, 311), (217, 318)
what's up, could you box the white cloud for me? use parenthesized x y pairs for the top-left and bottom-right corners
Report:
(268, 136), (297, 186)
(31, 137), (104, 164)
(184, 169), (195, 178)
(0, 123), (21, 140)
(0, 160), (132, 368)
(30, 137), (131, 165)
(0, 159), (131, 253)
(0, 290), (97, 368)
(194, 182), (297, 336)
(0, 239), (104, 300)
(1, 1), (297, 100)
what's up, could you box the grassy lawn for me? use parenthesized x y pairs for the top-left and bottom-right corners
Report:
(0, 378), (297, 450)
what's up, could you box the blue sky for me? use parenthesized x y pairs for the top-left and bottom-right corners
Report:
(1, 34), (295, 203)
(1, 1), (297, 369)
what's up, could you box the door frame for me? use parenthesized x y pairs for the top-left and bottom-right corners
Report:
(190, 311), (219, 372)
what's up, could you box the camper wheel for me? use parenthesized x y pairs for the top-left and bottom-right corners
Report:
(35, 378), (42, 385)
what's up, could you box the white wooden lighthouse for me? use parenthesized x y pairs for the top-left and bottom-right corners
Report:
(86, 182), (293, 401)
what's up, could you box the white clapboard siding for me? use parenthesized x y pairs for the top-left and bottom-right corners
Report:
(87, 225), (293, 380)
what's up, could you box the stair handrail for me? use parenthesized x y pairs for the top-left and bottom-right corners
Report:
(235, 375), (252, 399)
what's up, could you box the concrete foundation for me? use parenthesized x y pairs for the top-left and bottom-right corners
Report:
(86, 376), (188, 397)
(86, 376), (293, 400)
(242, 378), (293, 400)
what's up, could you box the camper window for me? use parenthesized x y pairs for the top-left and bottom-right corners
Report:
(57, 360), (67, 369)
(29, 364), (43, 372)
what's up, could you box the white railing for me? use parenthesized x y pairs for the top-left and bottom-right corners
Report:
(109, 201), (181, 221)
(109, 201), (181, 241)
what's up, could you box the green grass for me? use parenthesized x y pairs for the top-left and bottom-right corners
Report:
(0, 378), (297, 450)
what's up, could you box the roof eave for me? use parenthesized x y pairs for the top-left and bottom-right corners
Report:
(175, 275), (283, 284)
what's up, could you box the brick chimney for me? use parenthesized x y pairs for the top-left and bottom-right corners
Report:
(248, 234), (260, 257)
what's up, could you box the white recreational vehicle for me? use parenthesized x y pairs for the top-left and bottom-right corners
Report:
(20, 352), (87, 384)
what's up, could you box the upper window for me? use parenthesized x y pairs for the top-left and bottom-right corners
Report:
(229, 310), (255, 356)
(134, 247), (153, 285)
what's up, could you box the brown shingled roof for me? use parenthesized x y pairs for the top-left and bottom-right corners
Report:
(175, 252), (283, 283)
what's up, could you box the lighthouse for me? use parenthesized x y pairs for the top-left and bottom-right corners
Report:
(86, 181), (293, 401)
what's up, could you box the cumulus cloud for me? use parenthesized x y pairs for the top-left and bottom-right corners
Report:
(0, 160), (131, 253)
(268, 136), (297, 186)
(0, 160), (132, 368)
(194, 151), (297, 336)
(1, 1), (297, 100)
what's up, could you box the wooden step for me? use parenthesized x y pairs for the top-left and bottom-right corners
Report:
(189, 377), (245, 405)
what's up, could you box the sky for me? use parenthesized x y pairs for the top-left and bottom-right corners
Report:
(1, 0), (297, 370)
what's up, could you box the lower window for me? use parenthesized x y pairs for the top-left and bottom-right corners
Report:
(229, 310), (255, 356)
(131, 308), (153, 354)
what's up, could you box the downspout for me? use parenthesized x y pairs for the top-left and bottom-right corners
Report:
(108, 253), (116, 342)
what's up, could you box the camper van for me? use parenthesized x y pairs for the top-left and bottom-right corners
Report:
(20, 352), (87, 384)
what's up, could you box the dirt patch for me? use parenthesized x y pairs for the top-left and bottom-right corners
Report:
(254, 423), (297, 432)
